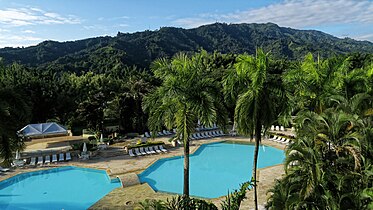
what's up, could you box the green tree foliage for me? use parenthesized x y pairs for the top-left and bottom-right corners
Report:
(0, 88), (30, 166)
(268, 55), (373, 209)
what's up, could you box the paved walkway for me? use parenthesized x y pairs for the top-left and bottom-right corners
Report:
(2, 135), (288, 210)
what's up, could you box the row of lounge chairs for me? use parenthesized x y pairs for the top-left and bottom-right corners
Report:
(268, 135), (291, 145)
(144, 129), (176, 138)
(30, 152), (72, 166)
(195, 124), (218, 131)
(270, 125), (286, 131)
(190, 130), (225, 140)
(129, 145), (167, 157)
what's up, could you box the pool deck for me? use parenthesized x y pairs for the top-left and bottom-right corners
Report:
(0, 135), (287, 210)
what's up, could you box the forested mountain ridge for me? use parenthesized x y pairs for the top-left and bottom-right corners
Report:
(1, 22), (373, 72)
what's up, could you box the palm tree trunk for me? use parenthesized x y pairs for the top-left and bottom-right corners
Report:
(183, 114), (190, 198)
(252, 123), (261, 210)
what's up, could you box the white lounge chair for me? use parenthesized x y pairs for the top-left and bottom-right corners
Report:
(148, 147), (156, 154)
(134, 148), (142, 156)
(129, 149), (136, 157)
(278, 137), (286, 143)
(0, 166), (10, 172)
(280, 126), (285, 131)
(282, 139), (290, 144)
(172, 128), (177, 133)
(154, 146), (162, 153)
(144, 147), (153, 155)
(44, 155), (51, 164)
(139, 147), (147, 155)
(269, 135), (277, 141)
(207, 131), (214, 137)
(58, 153), (64, 161)
(157, 132), (164, 136)
(52, 154), (58, 163)
(66, 152), (72, 161)
(145, 132), (151, 138)
(159, 145), (167, 152)
(30, 157), (37, 166)
(271, 125), (275, 130)
(275, 126), (280, 131)
(37, 156), (43, 165)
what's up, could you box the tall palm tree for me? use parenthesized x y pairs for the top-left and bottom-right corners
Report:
(223, 49), (286, 209)
(143, 52), (227, 198)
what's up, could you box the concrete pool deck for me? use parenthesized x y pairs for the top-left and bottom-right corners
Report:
(1, 135), (287, 210)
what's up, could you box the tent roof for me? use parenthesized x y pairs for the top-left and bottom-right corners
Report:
(19, 122), (68, 137)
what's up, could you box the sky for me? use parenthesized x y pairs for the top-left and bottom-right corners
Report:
(0, 0), (372, 48)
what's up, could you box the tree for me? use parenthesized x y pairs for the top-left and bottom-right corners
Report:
(0, 88), (30, 166)
(143, 52), (228, 198)
(223, 49), (286, 209)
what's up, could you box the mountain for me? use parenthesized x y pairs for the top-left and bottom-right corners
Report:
(1, 22), (373, 72)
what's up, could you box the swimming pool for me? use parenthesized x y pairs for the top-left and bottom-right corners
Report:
(0, 166), (121, 210)
(139, 141), (285, 198)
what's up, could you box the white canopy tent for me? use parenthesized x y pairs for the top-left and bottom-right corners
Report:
(18, 122), (68, 138)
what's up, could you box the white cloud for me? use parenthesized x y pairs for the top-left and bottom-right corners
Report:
(0, 7), (81, 27)
(0, 34), (42, 48)
(173, 0), (373, 28)
(354, 33), (373, 41)
(22, 30), (36, 34)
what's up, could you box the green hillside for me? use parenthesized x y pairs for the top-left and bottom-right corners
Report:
(1, 22), (373, 72)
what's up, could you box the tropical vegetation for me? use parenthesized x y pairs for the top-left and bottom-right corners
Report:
(0, 30), (372, 209)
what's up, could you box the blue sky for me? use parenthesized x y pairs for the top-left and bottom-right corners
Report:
(0, 0), (372, 48)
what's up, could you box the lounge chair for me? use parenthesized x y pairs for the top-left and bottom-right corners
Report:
(154, 146), (162, 153)
(58, 153), (64, 162)
(277, 137), (286, 143)
(219, 130), (225, 136)
(44, 155), (51, 164)
(129, 149), (136, 157)
(0, 166), (10, 172)
(209, 131), (217, 137)
(159, 145), (167, 152)
(52, 154), (58, 163)
(269, 135), (277, 141)
(148, 147), (157, 154)
(30, 157), (37, 166)
(280, 126), (285, 131)
(209, 131), (216, 137)
(37, 156), (43, 165)
(144, 147), (153, 155)
(282, 139), (290, 144)
(195, 133), (202, 139)
(139, 147), (147, 155)
(145, 132), (151, 138)
(134, 148), (142, 156)
(65, 152), (72, 161)
(172, 128), (177, 133)
(275, 126), (280, 131)
(157, 132), (164, 136)
(192, 133), (200, 140)
(271, 125), (275, 130)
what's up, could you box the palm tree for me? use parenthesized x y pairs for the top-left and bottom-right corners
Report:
(0, 88), (30, 166)
(223, 49), (286, 209)
(143, 52), (228, 198)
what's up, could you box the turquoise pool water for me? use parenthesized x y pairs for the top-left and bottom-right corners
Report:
(0, 166), (121, 210)
(139, 141), (285, 198)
